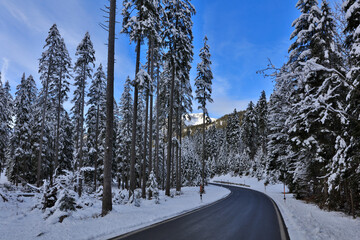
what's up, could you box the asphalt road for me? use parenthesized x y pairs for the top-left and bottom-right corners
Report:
(112, 184), (290, 240)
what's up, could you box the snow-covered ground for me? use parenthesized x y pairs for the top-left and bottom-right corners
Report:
(211, 174), (360, 240)
(0, 181), (230, 240)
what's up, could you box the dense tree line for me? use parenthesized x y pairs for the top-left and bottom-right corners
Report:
(182, 0), (359, 218)
(2, 0), (358, 219)
(0, 0), (208, 216)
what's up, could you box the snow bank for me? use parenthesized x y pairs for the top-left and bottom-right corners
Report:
(211, 174), (360, 240)
(0, 185), (230, 240)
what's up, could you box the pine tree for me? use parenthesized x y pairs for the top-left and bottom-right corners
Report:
(37, 24), (63, 186)
(71, 32), (96, 197)
(86, 64), (106, 191)
(50, 37), (72, 175)
(194, 36), (213, 192)
(7, 74), (37, 184)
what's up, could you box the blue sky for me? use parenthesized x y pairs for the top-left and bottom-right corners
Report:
(0, 0), (302, 118)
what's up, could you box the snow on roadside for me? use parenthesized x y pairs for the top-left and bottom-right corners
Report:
(211, 174), (360, 240)
(0, 170), (9, 185)
(0, 185), (230, 240)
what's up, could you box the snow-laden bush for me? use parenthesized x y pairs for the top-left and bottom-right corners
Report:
(128, 189), (141, 207)
(95, 185), (103, 200)
(113, 189), (129, 205)
(41, 172), (80, 223)
(57, 189), (76, 212)
(146, 171), (160, 204)
(41, 180), (57, 210)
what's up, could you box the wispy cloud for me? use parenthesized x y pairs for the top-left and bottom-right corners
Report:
(1, 57), (9, 82)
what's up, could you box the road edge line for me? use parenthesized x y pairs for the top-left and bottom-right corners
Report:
(267, 196), (290, 240)
(108, 185), (232, 240)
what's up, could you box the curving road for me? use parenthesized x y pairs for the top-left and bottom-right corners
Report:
(111, 184), (290, 240)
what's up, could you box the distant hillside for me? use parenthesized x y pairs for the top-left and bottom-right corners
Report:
(183, 110), (245, 136)
(184, 113), (217, 126)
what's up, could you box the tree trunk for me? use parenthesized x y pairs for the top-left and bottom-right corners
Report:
(102, 0), (116, 216)
(171, 142), (175, 188)
(36, 64), (51, 187)
(129, 35), (142, 195)
(202, 110), (205, 192)
(94, 104), (100, 191)
(176, 107), (181, 192)
(175, 102), (179, 192)
(155, 61), (160, 182)
(54, 65), (63, 175)
(142, 90), (149, 198)
(165, 55), (176, 196)
(178, 121), (182, 192)
(148, 38), (154, 199)
(77, 63), (86, 198)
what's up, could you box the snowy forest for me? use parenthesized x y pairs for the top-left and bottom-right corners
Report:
(0, 0), (359, 223)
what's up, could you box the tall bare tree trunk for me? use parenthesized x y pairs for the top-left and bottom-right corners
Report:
(94, 104), (100, 191)
(130, 39), (141, 194)
(102, 0), (116, 216)
(77, 64), (86, 197)
(54, 67), (63, 175)
(165, 54), (175, 195)
(176, 107), (181, 192)
(202, 110), (205, 193)
(155, 63), (160, 181)
(37, 66), (51, 187)
(142, 89), (149, 198)
(175, 101), (180, 192)
(148, 38), (154, 199)
(178, 121), (182, 192)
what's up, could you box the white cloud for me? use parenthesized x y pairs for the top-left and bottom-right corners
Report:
(1, 57), (9, 82)
(192, 74), (256, 118)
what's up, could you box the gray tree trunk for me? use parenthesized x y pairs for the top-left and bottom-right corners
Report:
(165, 58), (175, 196)
(77, 63), (86, 197)
(54, 65), (63, 175)
(130, 38), (141, 194)
(36, 64), (51, 187)
(202, 110), (205, 193)
(102, 0), (116, 216)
